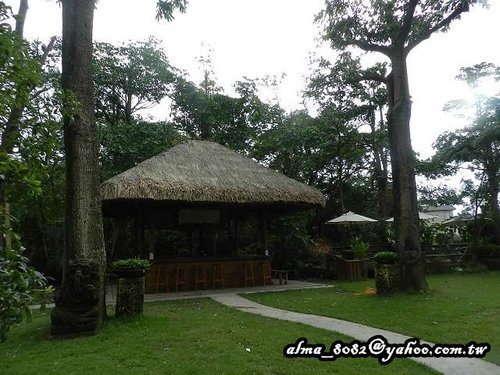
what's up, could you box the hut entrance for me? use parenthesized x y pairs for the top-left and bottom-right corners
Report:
(105, 203), (273, 292)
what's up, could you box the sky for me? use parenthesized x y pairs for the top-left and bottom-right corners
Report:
(5, 0), (500, 160)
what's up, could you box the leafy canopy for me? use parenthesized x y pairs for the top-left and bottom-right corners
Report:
(318, 0), (486, 56)
(93, 38), (175, 125)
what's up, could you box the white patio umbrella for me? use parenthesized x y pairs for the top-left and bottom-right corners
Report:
(326, 211), (378, 224)
(385, 212), (437, 222)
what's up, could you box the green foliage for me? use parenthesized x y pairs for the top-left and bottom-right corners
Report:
(0, 225), (48, 343)
(93, 38), (175, 125)
(0, 29), (66, 279)
(0, 2), (40, 127)
(430, 63), (499, 243)
(171, 75), (281, 152)
(269, 211), (317, 271)
(307, 51), (387, 109)
(305, 49), (390, 217)
(419, 222), (455, 245)
(373, 251), (399, 264)
(155, 0), (188, 21)
(318, 0), (486, 55)
(0, 152), (41, 200)
(112, 258), (151, 270)
(98, 120), (184, 179)
(351, 236), (370, 259)
(416, 183), (462, 207)
(253, 110), (321, 181)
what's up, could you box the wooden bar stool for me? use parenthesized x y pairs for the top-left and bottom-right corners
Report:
(154, 265), (169, 293)
(244, 262), (255, 287)
(194, 263), (207, 290)
(212, 263), (224, 289)
(262, 262), (272, 285)
(175, 265), (188, 292)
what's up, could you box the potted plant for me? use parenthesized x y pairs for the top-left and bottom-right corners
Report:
(351, 237), (370, 259)
(112, 258), (151, 318)
(112, 258), (151, 278)
(351, 237), (371, 278)
(373, 251), (401, 294)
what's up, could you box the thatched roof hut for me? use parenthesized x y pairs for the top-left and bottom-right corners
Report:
(101, 140), (325, 209)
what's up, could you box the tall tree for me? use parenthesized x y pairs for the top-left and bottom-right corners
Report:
(432, 63), (500, 244)
(0, 0), (56, 154)
(50, 0), (105, 337)
(51, 0), (187, 337)
(171, 75), (281, 152)
(1, 1), (58, 252)
(318, 0), (484, 291)
(93, 38), (175, 125)
(307, 51), (390, 217)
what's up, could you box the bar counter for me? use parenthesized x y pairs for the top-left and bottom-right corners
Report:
(145, 256), (272, 293)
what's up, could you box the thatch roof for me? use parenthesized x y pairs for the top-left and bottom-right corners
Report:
(101, 140), (325, 208)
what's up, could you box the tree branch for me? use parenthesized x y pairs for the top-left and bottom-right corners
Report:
(30, 86), (51, 100)
(397, 0), (419, 45)
(405, 1), (471, 54)
(39, 36), (56, 66)
(350, 70), (387, 84)
(351, 39), (391, 56)
(14, 0), (28, 36)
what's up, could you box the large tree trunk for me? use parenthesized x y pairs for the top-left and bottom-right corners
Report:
(387, 51), (427, 291)
(51, 0), (106, 337)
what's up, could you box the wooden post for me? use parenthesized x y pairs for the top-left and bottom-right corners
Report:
(139, 207), (145, 259)
(212, 228), (217, 256)
(189, 227), (194, 256)
(198, 226), (203, 256)
(263, 217), (268, 256)
(133, 204), (145, 258)
(133, 205), (138, 257)
(234, 219), (239, 256)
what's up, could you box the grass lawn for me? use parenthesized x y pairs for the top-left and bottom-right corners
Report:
(0, 299), (436, 374)
(246, 271), (500, 365)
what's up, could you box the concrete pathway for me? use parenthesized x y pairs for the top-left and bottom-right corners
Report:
(113, 280), (332, 304)
(211, 293), (500, 375)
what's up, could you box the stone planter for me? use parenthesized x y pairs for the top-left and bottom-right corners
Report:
(375, 263), (401, 294)
(115, 269), (146, 318)
(115, 268), (146, 279)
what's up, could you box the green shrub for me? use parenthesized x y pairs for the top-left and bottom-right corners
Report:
(373, 251), (399, 265)
(351, 236), (370, 259)
(112, 258), (151, 270)
(1, 233), (48, 343)
(475, 244), (500, 259)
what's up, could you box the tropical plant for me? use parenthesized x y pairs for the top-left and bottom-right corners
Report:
(373, 251), (399, 265)
(351, 236), (370, 259)
(0, 223), (48, 343)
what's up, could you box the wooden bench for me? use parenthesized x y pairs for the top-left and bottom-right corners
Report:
(271, 269), (289, 285)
